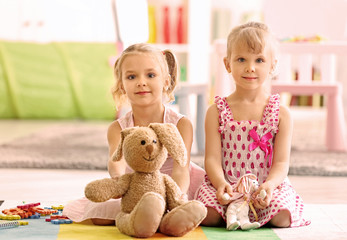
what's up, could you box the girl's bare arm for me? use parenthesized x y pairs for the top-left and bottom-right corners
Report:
(204, 104), (233, 205)
(171, 117), (193, 194)
(107, 121), (127, 179)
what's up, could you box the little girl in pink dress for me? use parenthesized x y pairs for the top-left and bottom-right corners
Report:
(63, 43), (205, 224)
(197, 95), (310, 228)
(196, 22), (310, 229)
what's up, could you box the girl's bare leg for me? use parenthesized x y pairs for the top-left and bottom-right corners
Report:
(268, 210), (291, 228)
(200, 207), (225, 227)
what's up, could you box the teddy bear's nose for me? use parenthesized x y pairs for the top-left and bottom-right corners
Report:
(146, 144), (153, 154)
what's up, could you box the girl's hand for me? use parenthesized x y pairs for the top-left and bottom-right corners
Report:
(252, 181), (275, 209)
(216, 182), (234, 205)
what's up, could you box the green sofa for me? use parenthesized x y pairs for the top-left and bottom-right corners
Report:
(0, 41), (116, 119)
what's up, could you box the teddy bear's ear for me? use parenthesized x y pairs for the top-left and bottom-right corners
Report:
(149, 123), (187, 167)
(112, 127), (135, 161)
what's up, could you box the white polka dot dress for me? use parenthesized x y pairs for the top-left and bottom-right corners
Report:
(196, 95), (310, 227)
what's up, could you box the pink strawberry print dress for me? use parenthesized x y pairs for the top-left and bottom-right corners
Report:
(196, 94), (310, 227)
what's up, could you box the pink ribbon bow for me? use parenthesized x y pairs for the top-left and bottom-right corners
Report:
(248, 129), (273, 167)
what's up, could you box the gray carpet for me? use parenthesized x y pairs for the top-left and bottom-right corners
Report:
(0, 123), (109, 170)
(289, 119), (347, 176)
(0, 121), (346, 176)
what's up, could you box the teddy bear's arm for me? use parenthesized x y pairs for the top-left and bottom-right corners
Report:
(85, 174), (132, 202)
(163, 174), (186, 210)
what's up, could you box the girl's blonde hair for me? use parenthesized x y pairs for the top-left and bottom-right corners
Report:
(111, 43), (179, 108)
(226, 22), (278, 61)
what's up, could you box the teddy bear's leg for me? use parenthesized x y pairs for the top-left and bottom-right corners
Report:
(159, 200), (207, 237)
(238, 204), (260, 230)
(225, 203), (240, 231)
(116, 192), (166, 238)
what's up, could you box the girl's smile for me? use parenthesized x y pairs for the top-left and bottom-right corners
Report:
(242, 76), (258, 81)
(135, 91), (151, 95)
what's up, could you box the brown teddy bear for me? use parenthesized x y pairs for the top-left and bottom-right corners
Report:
(84, 123), (207, 238)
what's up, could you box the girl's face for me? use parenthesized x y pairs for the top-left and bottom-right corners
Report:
(121, 53), (168, 107)
(224, 42), (275, 91)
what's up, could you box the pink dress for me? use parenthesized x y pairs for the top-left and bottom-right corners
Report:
(63, 106), (205, 222)
(196, 95), (310, 227)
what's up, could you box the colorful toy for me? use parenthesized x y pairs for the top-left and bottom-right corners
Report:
(51, 205), (64, 211)
(18, 221), (29, 225)
(0, 220), (20, 229)
(33, 207), (58, 216)
(1, 202), (58, 219)
(85, 123), (207, 238)
(17, 203), (40, 209)
(0, 214), (21, 220)
(223, 174), (266, 231)
(46, 215), (72, 224)
(0, 219), (29, 229)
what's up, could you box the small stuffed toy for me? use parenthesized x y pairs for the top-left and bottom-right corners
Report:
(222, 174), (266, 231)
(85, 123), (207, 238)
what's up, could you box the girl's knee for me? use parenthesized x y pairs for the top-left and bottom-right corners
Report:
(200, 207), (224, 227)
(91, 218), (115, 226)
(269, 210), (291, 228)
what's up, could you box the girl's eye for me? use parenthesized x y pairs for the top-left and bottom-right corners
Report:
(237, 58), (245, 62)
(256, 58), (264, 63)
(148, 73), (156, 78)
(127, 75), (135, 80)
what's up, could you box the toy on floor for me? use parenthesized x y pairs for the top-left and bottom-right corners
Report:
(51, 205), (64, 211)
(17, 202), (40, 209)
(222, 174), (266, 231)
(0, 218), (29, 229)
(0, 214), (21, 220)
(85, 123), (207, 238)
(18, 221), (29, 225)
(1, 202), (58, 219)
(46, 215), (72, 224)
(0, 220), (20, 229)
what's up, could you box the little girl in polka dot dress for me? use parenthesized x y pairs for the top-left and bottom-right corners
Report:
(196, 22), (310, 230)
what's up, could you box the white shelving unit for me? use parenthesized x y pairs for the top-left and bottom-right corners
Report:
(150, 0), (211, 85)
